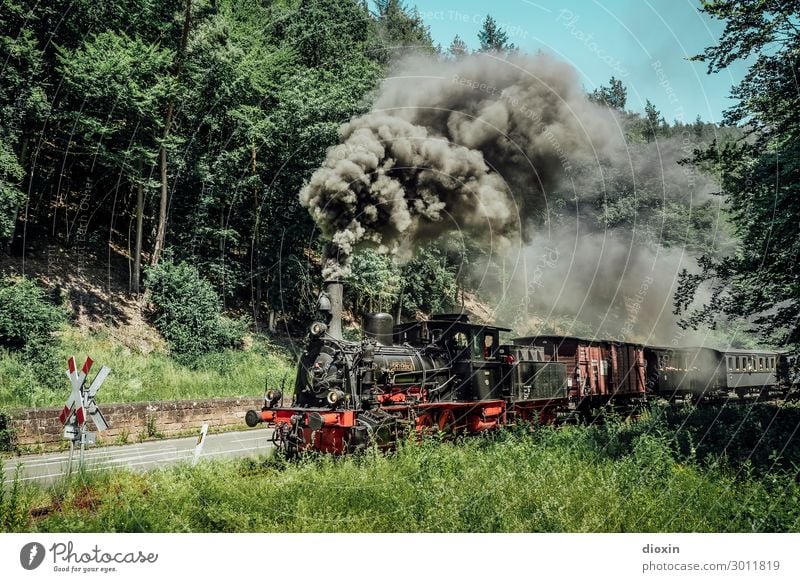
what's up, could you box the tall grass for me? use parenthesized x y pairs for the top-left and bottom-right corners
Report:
(5, 407), (800, 533)
(0, 327), (295, 408)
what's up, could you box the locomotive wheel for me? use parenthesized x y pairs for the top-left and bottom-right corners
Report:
(437, 410), (456, 434)
(416, 414), (437, 438)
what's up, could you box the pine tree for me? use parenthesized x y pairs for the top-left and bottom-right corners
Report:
(448, 34), (467, 58)
(477, 15), (512, 53)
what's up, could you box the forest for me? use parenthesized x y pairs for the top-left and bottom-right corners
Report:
(1, 0), (798, 397)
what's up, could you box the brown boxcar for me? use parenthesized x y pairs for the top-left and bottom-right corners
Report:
(512, 335), (646, 408)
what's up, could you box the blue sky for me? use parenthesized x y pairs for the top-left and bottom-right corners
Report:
(407, 0), (748, 124)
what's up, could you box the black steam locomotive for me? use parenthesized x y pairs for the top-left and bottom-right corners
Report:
(245, 281), (793, 456)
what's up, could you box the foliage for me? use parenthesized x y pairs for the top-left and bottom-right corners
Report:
(373, 0), (434, 56)
(399, 246), (458, 315)
(348, 249), (401, 314)
(0, 409), (15, 452)
(0, 276), (64, 351)
(675, 0), (800, 347)
(0, 462), (31, 530)
(10, 405), (800, 532)
(0, 0), (433, 329)
(589, 76), (627, 110)
(477, 15), (513, 53)
(0, 276), (66, 391)
(145, 259), (246, 364)
(447, 34), (467, 58)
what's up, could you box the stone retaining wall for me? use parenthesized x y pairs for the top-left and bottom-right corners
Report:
(8, 397), (264, 448)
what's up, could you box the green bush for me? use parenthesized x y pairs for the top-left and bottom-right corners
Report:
(145, 259), (246, 364)
(0, 409), (15, 451)
(0, 276), (65, 351)
(0, 276), (67, 390)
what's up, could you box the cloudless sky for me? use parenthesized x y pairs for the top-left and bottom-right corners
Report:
(405, 0), (748, 124)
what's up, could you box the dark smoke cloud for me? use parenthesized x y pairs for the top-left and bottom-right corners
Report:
(300, 52), (620, 279)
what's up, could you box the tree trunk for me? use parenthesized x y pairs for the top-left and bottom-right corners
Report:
(250, 147), (262, 327)
(5, 138), (28, 254)
(132, 159), (144, 295)
(152, 0), (192, 266)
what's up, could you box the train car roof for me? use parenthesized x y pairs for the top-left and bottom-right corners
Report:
(644, 345), (780, 355)
(513, 334), (644, 347)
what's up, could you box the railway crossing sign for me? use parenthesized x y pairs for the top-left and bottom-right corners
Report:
(59, 356), (111, 473)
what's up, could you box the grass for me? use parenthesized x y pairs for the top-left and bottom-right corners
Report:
(3, 403), (800, 533)
(0, 327), (296, 408)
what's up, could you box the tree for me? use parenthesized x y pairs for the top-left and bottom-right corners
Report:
(643, 99), (666, 141)
(477, 15), (513, 53)
(589, 76), (627, 110)
(448, 34), (467, 58)
(0, 3), (48, 245)
(675, 0), (800, 346)
(374, 0), (434, 55)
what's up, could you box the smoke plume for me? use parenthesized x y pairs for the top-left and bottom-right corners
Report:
(300, 52), (620, 279)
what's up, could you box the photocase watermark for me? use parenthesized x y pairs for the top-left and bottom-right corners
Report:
(557, 9), (630, 78)
(19, 540), (159, 574)
(20, 542), (46, 570)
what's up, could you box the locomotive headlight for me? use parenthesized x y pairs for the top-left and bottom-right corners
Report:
(265, 389), (282, 407)
(326, 389), (345, 405)
(310, 321), (328, 336)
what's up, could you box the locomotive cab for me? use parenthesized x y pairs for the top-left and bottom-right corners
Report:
(418, 315), (508, 401)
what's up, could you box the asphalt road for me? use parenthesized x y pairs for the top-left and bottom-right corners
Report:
(1, 428), (275, 486)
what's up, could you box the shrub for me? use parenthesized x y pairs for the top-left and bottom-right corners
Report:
(0, 409), (15, 452)
(0, 276), (66, 351)
(145, 259), (246, 364)
(0, 276), (66, 389)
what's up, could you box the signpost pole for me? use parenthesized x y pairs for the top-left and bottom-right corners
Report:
(67, 433), (75, 477)
(78, 425), (86, 468)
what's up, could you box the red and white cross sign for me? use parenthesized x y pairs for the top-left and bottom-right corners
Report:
(59, 356), (91, 425)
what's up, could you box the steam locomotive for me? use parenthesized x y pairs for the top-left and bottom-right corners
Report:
(245, 281), (792, 456)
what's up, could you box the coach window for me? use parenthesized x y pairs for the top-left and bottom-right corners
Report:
(759, 357), (764, 370)
(735, 356), (741, 371)
(727, 356), (733, 371)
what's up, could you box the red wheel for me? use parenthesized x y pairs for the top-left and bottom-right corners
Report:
(437, 409), (456, 433)
(416, 413), (437, 438)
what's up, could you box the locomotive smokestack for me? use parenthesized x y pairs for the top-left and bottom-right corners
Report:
(325, 280), (343, 340)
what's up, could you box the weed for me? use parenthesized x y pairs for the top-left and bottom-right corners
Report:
(0, 409), (15, 452)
